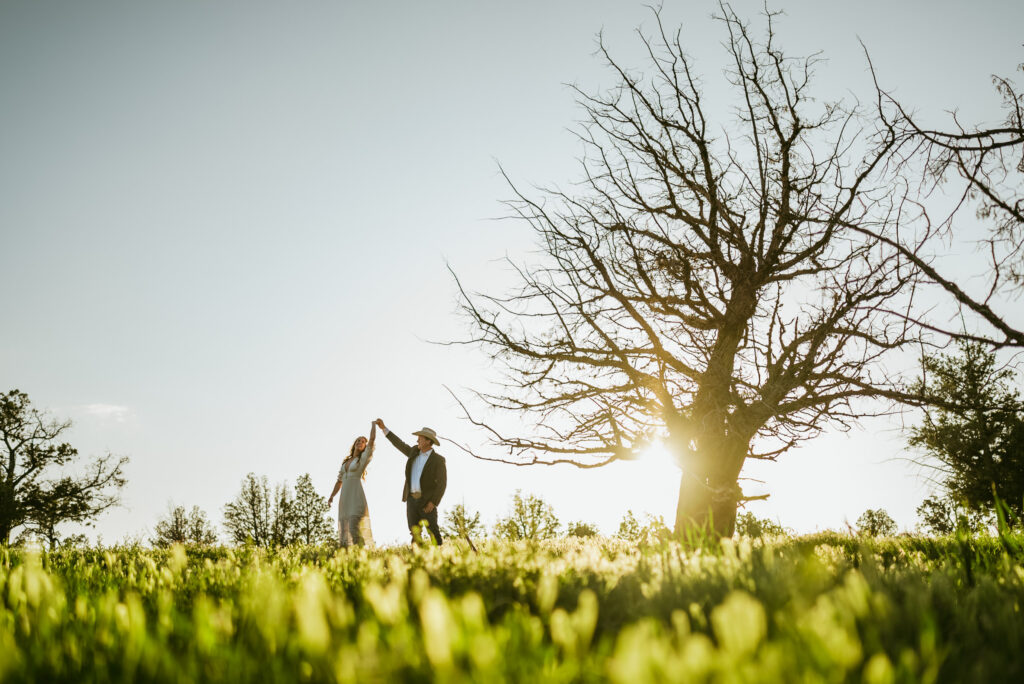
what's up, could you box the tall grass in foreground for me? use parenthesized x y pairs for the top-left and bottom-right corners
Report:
(2, 533), (1023, 682)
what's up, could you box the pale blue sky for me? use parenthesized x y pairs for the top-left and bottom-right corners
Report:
(2, 0), (1021, 544)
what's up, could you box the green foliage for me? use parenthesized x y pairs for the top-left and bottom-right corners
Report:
(222, 473), (331, 548)
(617, 510), (641, 540)
(0, 389), (127, 547)
(917, 495), (992, 536)
(222, 473), (279, 547)
(150, 505), (217, 547)
(4, 534), (1024, 681)
(290, 474), (333, 546)
(566, 521), (600, 538)
(856, 508), (898, 537)
(441, 503), (484, 541)
(734, 512), (788, 539)
(493, 490), (560, 541)
(616, 510), (669, 544)
(909, 342), (1024, 520)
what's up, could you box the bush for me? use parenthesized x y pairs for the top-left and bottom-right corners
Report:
(151, 505), (218, 547)
(493, 491), (561, 541)
(566, 521), (599, 538)
(616, 510), (669, 544)
(734, 512), (788, 538)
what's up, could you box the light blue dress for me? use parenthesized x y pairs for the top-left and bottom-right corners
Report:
(337, 444), (373, 546)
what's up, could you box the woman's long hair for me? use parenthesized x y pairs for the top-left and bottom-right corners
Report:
(342, 436), (368, 481)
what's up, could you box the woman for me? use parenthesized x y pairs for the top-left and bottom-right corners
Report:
(328, 420), (375, 547)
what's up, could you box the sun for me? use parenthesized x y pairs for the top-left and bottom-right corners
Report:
(636, 439), (674, 466)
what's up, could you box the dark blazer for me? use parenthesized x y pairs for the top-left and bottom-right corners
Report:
(385, 431), (447, 507)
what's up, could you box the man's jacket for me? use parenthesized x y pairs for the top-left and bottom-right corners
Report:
(385, 431), (448, 507)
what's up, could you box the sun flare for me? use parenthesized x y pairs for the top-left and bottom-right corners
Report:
(636, 439), (674, 465)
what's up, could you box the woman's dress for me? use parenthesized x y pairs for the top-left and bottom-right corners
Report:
(337, 444), (373, 546)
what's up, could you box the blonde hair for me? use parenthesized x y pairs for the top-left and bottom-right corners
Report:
(342, 436), (368, 481)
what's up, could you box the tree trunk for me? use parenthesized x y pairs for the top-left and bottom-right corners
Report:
(674, 471), (739, 539)
(0, 485), (14, 546)
(674, 470), (712, 534)
(672, 436), (744, 539)
(673, 313), (750, 539)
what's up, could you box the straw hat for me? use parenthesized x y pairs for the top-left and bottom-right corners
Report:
(412, 427), (440, 446)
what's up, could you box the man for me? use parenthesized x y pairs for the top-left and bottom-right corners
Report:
(374, 418), (447, 544)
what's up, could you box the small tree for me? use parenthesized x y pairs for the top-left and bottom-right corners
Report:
(566, 521), (599, 538)
(734, 512), (788, 538)
(856, 508), (897, 536)
(493, 491), (560, 541)
(1, 389), (127, 546)
(916, 495), (992, 536)
(151, 504), (218, 547)
(616, 510), (670, 543)
(269, 482), (297, 547)
(223, 473), (296, 548)
(616, 511), (641, 542)
(908, 342), (1024, 521)
(442, 503), (485, 541)
(291, 473), (333, 545)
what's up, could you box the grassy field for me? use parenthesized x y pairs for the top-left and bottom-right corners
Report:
(2, 533), (1024, 683)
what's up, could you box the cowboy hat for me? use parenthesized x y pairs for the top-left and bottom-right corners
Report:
(412, 427), (440, 446)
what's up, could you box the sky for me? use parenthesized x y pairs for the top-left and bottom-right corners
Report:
(2, 0), (1022, 545)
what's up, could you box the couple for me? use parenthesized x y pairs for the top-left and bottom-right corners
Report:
(327, 417), (447, 547)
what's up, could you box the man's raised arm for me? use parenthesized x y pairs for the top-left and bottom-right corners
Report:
(375, 418), (414, 457)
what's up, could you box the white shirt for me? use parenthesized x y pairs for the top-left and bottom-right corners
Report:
(383, 428), (432, 494)
(410, 448), (432, 494)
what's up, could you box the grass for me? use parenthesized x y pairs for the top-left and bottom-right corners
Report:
(2, 532), (1023, 682)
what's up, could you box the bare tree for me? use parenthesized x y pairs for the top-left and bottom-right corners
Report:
(452, 6), (923, 537)
(880, 62), (1024, 348)
(1, 389), (127, 546)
